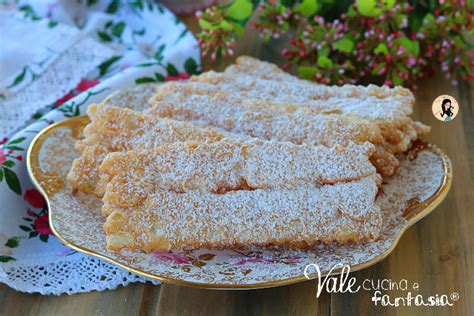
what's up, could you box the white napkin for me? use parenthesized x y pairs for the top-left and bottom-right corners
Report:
(0, 0), (199, 295)
(0, 10), (114, 137)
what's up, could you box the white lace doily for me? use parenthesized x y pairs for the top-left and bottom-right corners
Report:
(1, 253), (159, 295)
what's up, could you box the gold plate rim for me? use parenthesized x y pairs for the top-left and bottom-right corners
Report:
(26, 115), (453, 290)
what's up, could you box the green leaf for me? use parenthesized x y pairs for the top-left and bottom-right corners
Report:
(166, 63), (179, 76)
(98, 55), (122, 76)
(155, 73), (165, 82)
(0, 256), (16, 262)
(4, 146), (23, 151)
(294, 0), (318, 17)
(131, 1), (144, 10)
(153, 51), (163, 61)
(111, 21), (125, 38)
(7, 67), (27, 88)
(225, 0), (253, 20)
(198, 19), (214, 30)
(97, 31), (112, 42)
(184, 58), (199, 75)
(135, 77), (156, 84)
(382, 0), (395, 9)
(317, 56), (333, 69)
(157, 4), (164, 13)
(333, 37), (354, 53)
(5, 237), (20, 248)
(133, 28), (145, 36)
(412, 41), (420, 58)
(423, 13), (435, 24)
(3, 161), (15, 168)
(87, 0), (98, 6)
(220, 20), (234, 31)
(39, 234), (49, 242)
(374, 43), (389, 55)
(346, 6), (357, 17)
(19, 225), (31, 232)
(8, 137), (26, 145)
(298, 66), (318, 80)
(391, 71), (404, 86)
(47, 21), (58, 28)
(3, 168), (21, 195)
(394, 37), (419, 57)
(135, 63), (157, 68)
(371, 62), (386, 75)
(318, 47), (329, 57)
(29, 231), (38, 238)
(106, 0), (120, 13)
(0, 168), (3, 182)
(175, 29), (188, 43)
(356, 0), (381, 17)
(231, 22), (244, 36)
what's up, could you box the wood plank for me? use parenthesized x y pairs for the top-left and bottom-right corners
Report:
(157, 281), (330, 316)
(0, 282), (158, 316)
(0, 13), (471, 316)
(331, 77), (473, 315)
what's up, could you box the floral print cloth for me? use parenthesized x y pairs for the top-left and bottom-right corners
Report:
(0, 0), (200, 295)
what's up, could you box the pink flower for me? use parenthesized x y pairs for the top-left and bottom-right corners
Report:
(24, 189), (46, 208)
(154, 250), (192, 264)
(165, 73), (191, 81)
(54, 93), (75, 107)
(33, 213), (52, 235)
(76, 79), (99, 92)
(0, 150), (6, 165)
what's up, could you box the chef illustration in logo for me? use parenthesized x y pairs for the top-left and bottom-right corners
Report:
(432, 95), (459, 122)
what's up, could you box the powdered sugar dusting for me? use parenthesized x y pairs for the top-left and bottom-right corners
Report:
(193, 56), (415, 116)
(44, 126), (449, 285)
(106, 176), (381, 251)
(100, 139), (376, 215)
(149, 86), (383, 148)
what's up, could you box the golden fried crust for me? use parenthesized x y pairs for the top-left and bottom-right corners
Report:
(99, 139), (376, 215)
(66, 104), (227, 196)
(191, 56), (415, 115)
(148, 83), (406, 176)
(104, 176), (382, 252)
(186, 56), (430, 176)
(150, 83), (384, 146)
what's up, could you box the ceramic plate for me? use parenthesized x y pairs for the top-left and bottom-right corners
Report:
(27, 115), (452, 289)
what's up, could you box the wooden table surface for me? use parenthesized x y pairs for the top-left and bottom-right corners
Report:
(1, 16), (473, 316)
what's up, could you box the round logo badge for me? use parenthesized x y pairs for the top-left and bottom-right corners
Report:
(432, 95), (459, 122)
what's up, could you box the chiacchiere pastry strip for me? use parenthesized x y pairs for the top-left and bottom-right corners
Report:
(189, 56), (430, 155)
(147, 84), (403, 176)
(192, 56), (416, 115)
(103, 176), (382, 252)
(99, 139), (377, 215)
(148, 84), (384, 147)
(67, 104), (235, 197)
(157, 79), (428, 158)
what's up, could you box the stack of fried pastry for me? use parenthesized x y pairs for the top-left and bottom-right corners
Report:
(67, 56), (429, 253)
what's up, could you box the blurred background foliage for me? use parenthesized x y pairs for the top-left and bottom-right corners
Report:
(196, 0), (473, 87)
